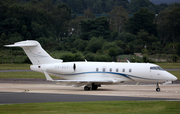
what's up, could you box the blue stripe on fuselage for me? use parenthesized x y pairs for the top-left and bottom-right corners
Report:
(47, 71), (157, 81)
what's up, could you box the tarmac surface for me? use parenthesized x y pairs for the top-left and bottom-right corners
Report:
(0, 81), (180, 104)
(0, 69), (180, 104)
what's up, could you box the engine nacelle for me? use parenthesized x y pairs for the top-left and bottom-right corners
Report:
(46, 63), (75, 74)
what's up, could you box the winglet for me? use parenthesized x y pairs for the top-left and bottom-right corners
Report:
(44, 71), (54, 81)
(127, 60), (130, 63)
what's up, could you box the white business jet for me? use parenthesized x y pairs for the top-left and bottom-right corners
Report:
(5, 40), (177, 92)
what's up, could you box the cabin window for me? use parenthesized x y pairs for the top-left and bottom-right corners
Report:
(38, 66), (41, 68)
(116, 68), (118, 72)
(103, 68), (106, 72)
(96, 68), (99, 72)
(110, 68), (112, 72)
(122, 69), (125, 72)
(129, 69), (132, 72)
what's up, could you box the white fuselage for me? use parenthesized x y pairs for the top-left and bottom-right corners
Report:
(5, 40), (178, 91)
(30, 62), (177, 84)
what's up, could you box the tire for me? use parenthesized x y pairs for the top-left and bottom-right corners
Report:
(156, 87), (160, 92)
(92, 85), (98, 90)
(84, 86), (90, 91)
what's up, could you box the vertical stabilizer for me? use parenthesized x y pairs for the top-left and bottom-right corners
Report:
(5, 40), (63, 65)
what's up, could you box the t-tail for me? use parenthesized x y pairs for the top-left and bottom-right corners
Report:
(5, 40), (63, 65)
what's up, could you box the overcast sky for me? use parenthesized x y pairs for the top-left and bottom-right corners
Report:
(128, 0), (180, 4)
(150, 0), (180, 4)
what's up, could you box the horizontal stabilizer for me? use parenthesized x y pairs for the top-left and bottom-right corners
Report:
(4, 42), (37, 47)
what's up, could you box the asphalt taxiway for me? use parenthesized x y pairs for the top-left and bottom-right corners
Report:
(0, 82), (180, 104)
(0, 69), (180, 104)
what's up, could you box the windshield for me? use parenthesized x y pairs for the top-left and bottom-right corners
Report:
(150, 66), (164, 70)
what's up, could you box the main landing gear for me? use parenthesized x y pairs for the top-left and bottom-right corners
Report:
(84, 83), (100, 91)
(156, 82), (161, 92)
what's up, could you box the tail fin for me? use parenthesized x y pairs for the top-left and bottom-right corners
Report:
(5, 40), (63, 65)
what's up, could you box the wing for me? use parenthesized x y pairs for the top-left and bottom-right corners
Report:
(44, 71), (113, 87)
(54, 80), (113, 87)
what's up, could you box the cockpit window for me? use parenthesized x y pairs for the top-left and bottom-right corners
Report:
(156, 67), (164, 70)
(150, 67), (157, 70)
(150, 66), (164, 70)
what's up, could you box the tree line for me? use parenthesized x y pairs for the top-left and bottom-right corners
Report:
(19, 0), (171, 14)
(1, 0), (180, 62)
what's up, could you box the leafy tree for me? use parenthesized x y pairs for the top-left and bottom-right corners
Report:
(84, 8), (95, 19)
(129, 0), (156, 14)
(102, 42), (123, 55)
(126, 8), (157, 37)
(136, 30), (157, 45)
(85, 53), (94, 61)
(176, 43), (180, 57)
(94, 54), (111, 62)
(53, 3), (72, 41)
(0, 33), (7, 41)
(157, 6), (180, 42)
(108, 47), (118, 57)
(69, 16), (85, 37)
(116, 32), (134, 43)
(108, 6), (129, 33)
(86, 37), (105, 53)
(73, 38), (87, 51)
(155, 3), (168, 14)
(80, 16), (110, 40)
(110, 30), (119, 41)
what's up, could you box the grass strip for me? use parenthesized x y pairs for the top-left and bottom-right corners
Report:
(0, 64), (30, 70)
(169, 71), (180, 80)
(0, 101), (180, 114)
(156, 63), (180, 69)
(0, 72), (58, 79)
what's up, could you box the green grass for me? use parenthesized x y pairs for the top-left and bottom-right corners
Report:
(0, 72), (58, 79)
(156, 63), (180, 69)
(0, 101), (180, 114)
(169, 71), (180, 80)
(0, 64), (30, 70)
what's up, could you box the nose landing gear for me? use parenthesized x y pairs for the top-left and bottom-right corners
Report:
(156, 82), (161, 92)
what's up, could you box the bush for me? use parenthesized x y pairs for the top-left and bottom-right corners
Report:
(60, 53), (84, 62)
(85, 53), (94, 61)
(172, 54), (179, 62)
(94, 55), (111, 62)
(24, 57), (31, 64)
(86, 37), (105, 53)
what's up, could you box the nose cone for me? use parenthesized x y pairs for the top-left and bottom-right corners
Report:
(171, 75), (178, 81)
(167, 72), (177, 81)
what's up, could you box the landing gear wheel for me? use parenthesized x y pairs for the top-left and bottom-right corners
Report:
(156, 87), (160, 92)
(156, 82), (161, 92)
(92, 85), (98, 90)
(84, 86), (90, 91)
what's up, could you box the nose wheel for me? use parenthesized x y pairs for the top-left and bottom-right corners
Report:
(156, 82), (161, 92)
